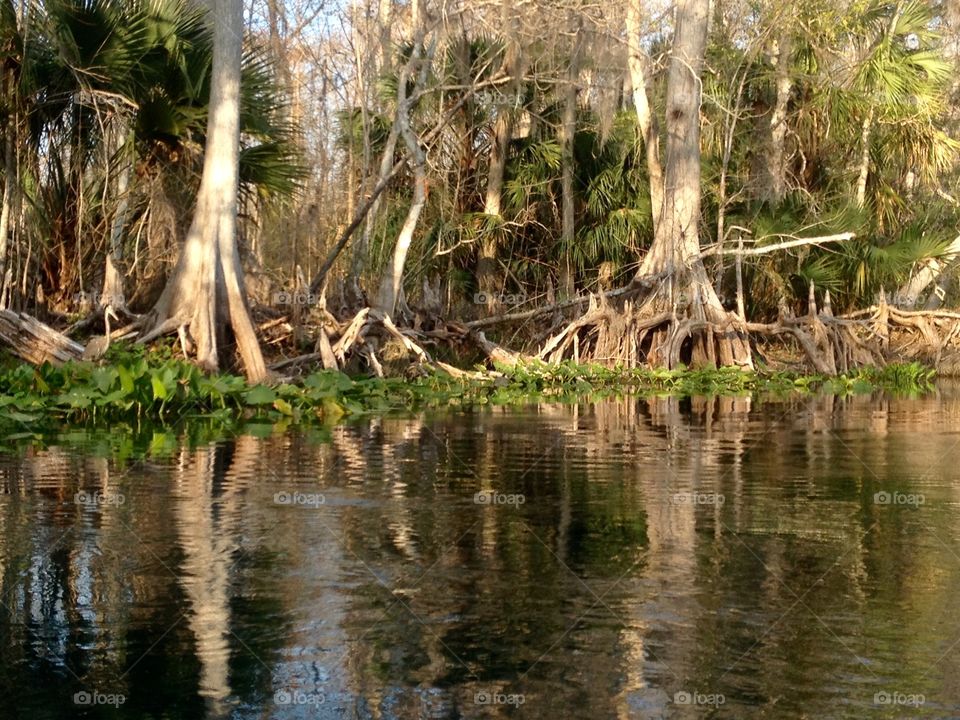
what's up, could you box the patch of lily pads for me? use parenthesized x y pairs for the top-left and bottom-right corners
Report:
(0, 343), (937, 451)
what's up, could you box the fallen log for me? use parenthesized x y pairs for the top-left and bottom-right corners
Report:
(0, 310), (84, 365)
(472, 330), (527, 367)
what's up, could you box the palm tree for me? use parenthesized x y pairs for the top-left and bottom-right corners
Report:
(825, 0), (953, 209)
(0, 0), (301, 314)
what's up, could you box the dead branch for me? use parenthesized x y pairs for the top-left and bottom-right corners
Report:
(699, 232), (856, 258)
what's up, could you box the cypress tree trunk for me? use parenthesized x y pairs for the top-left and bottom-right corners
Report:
(477, 0), (520, 311)
(633, 0), (752, 368)
(142, 0), (267, 382)
(558, 20), (582, 300)
(757, 30), (792, 205)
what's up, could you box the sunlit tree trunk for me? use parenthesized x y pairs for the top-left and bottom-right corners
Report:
(854, 107), (874, 208)
(633, 0), (752, 368)
(101, 130), (132, 311)
(758, 30), (793, 204)
(477, 0), (520, 311)
(144, 0), (266, 382)
(558, 20), (582, 300)
(0, 131), (13, 310)
(374, 0), (431, 316)
(626, 0), (663, 235)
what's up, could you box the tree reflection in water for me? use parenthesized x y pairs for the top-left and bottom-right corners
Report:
(1, 393), (960, 717)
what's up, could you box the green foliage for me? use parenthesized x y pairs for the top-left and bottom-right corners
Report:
(491, 109), (653, 294)
(1, 0), (303, 306)
(490, 360), (934, 398)
(334, 107), (392, 157)
(0, 353), (935, 447)
(359, 0), (959, 315)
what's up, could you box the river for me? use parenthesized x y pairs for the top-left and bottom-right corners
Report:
(2, 390), (959, 718)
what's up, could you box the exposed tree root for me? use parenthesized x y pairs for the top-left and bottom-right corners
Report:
(534, 286), (752, 371)
(268, 306), (492, 380)
(460, 283), (960, 375)
(256, 282), (960, 380)
(8, 286), (960, 382)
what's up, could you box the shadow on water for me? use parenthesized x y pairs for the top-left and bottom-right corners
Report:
(2, 389), (960, 718)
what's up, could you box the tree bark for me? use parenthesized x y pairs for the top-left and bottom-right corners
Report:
(101, 136), (132, 311)
(0, 127), (14, 310)
(377, 0), (394, 81)
(143, 0), (266, 382)
(353, 125), (399, 294)
(758, 31), (792, 204)
(559, 19), (583, 300)
(477, 0), (520, 311)
(634, 0), (752, 369)
(638, 0), (708, 278)
(373, 0), (432, 315)
(854, 106), (874, 208)
(626, 0), (664, 235)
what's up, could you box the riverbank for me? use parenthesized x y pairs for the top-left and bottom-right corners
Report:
(0, 348), (937, 446)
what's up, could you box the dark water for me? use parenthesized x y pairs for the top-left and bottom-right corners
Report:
(3, 392), (960, 719)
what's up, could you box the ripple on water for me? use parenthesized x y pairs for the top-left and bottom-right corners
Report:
(2, 394), (960, 717)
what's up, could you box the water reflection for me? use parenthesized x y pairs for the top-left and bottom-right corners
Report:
(1, 392), (960, 717)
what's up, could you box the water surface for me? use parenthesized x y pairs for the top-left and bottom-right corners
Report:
(2, 392), (960, 718)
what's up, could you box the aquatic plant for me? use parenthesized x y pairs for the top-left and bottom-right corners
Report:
(0, 347), (936, 449)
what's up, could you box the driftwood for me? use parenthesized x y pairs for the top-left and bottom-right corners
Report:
(363, 342), (384, 377)
(316, 327), (339, 370)
(270, 306), (487, 379)
(332, 308), (371, 363)
(471, 330), (527, 367)
(258, 317), (291, 332)
(0, 310), (85, 365)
